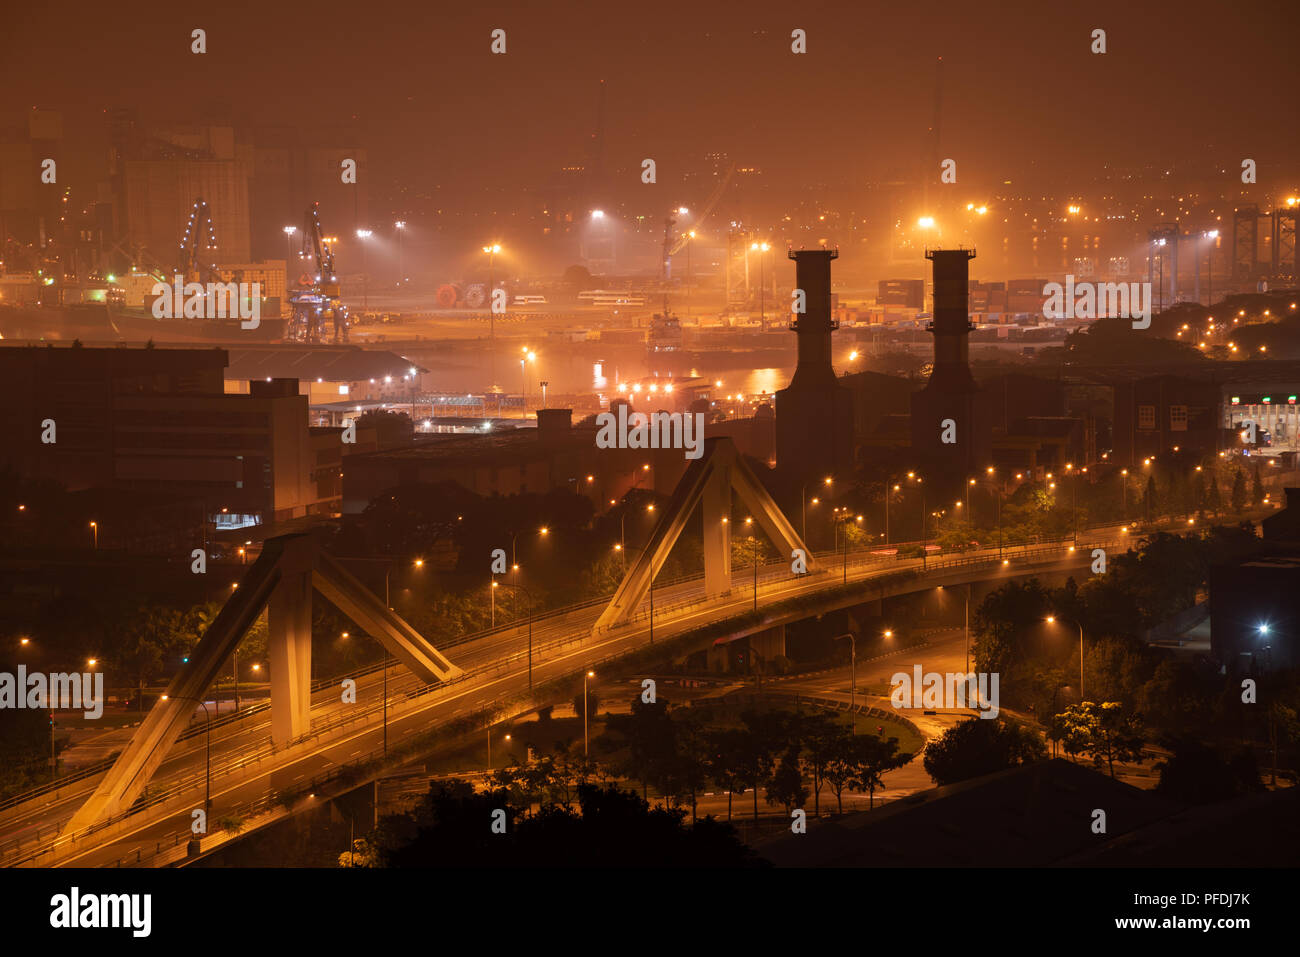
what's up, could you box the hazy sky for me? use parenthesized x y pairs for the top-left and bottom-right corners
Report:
(4, 0), (1296, 198)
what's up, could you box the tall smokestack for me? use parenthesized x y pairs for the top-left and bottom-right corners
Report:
(776, 248), (853, 493)
(911, 247), (991, 492)
(788, 248), (838, 387)
(925, 247), (976, 387)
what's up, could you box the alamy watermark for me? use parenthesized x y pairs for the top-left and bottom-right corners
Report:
(151, 276), (261, 329)
(50, 887), (150, 937)
(1042, 275), (1151, 329)
(595, 405), (705, 460)
(890, 665), (999, 719)
(0, 666), (104, 719)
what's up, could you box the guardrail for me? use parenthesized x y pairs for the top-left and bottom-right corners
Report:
(0, 528), (1129, 865)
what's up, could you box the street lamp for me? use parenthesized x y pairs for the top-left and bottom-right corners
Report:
(487, 729), (510, 770)
(1045, 615), (1086, 700)
(161, 694), (211, 815)
(583, 670), (595, 756)
(394, 220), (406, 287)
(519, 348), (537, 419)
(832, 633), (857, 731)
(1065, 463), (1079, 545)
(495, 581), (534, 690)
(750, 241), (771, 326)
(483, 243), (502, 341)
(283, 225), (297, 267)
(89, 521), (97, 550)
(355, 229), (373, 310)
(801, 475), (833, 541)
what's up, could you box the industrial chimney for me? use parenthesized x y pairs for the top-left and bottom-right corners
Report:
(909, 247), (992, 492)
(776, 249), (854, 490)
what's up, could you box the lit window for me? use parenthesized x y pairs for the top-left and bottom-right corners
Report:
(1137, 405), (1156, 430)
(1169, 405), (1188, 431)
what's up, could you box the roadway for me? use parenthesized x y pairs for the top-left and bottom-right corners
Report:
(1, 528), (1120, 866)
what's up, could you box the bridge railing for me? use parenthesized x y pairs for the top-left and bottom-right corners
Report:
(1, 529), (1130, 863)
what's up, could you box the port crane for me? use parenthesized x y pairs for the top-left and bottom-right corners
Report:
(178, 197), (221, 283)
(663, 164), (735, 279)
(287, 202), (349, 343)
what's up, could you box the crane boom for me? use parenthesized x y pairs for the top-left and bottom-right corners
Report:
(669, 164), (734, 255)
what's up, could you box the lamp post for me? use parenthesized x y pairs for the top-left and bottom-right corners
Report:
(965, 583), (971, 675)
(743, 518), (760, 610)
(488, 730), (510, 770)
(802, 475), (833, 541)
(283, 226), (297, 269)
(89, 521), (97, 550)
(832, 633), (857, 731)
(685, 229), (696, 318)
(394, 221), (406, 287)
(510, 525), (549, 573)
(161, 694), (210, 814)
(583, 670), (595, 756)
(1046, 615), (1086, 700)
(1205, 229), (1218, 306)
(334, 554), (422, 755)
(495, 581), (534, 690)
(918, 478), (927, 570)
(1065, 463), (1078, 545)
(751, 241), (770, 327)
(483, 243), (501, 341)
(355, 229), (372, 310)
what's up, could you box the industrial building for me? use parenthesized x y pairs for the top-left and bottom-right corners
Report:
(1211, 486), (1300, 671)
(0, 344), (408, 548)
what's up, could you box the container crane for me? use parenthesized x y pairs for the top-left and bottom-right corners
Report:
(287, 202), (349, 343)
(178, 198), (220, 284)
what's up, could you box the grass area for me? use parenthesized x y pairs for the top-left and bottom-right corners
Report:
(699, 698), (925, 757)
(53, 712), (145, 730)
(424, 695), (924, 779)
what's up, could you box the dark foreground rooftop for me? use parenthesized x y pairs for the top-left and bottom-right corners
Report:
(757, 758), (1299, 867)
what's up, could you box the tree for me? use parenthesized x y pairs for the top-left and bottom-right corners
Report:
(384, 782), (763, 867)
(111, 606), (192, 708)
(0, 706), (53, 799)
(705, 729), (749, 820)
(661, 708), (711, 821)
(1154, 737), (1261, 804)
(1206, 475), (1222, 515)
(851, 734), (909, 809)
(798, 712), (844, 817)
(823, 734), (860, 814)
(1143, 475), (1158, 522)
(1191, 470), (1206, 517)
(572, 690), (600, 724)
(971, 579), (1054, 674)
(1250, 464), (1265, 506)
(601, 696), (672, 799)
(1049, 701), (1145, 778)
(728, 727), (774, 823)
(1231, 470), (1247, 513)
(923, 716), (1046, 786)
(765, 748), (808, 814)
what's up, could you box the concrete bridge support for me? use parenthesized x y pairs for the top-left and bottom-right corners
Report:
(269, 537), (314, 747)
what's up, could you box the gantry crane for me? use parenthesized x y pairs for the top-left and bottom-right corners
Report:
(287, 202), (349, 343)
(178, 198), (221, 283)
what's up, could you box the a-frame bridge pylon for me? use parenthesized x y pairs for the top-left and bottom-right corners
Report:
(594, 437), (812, 633)
(64, 533), (461, 834)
